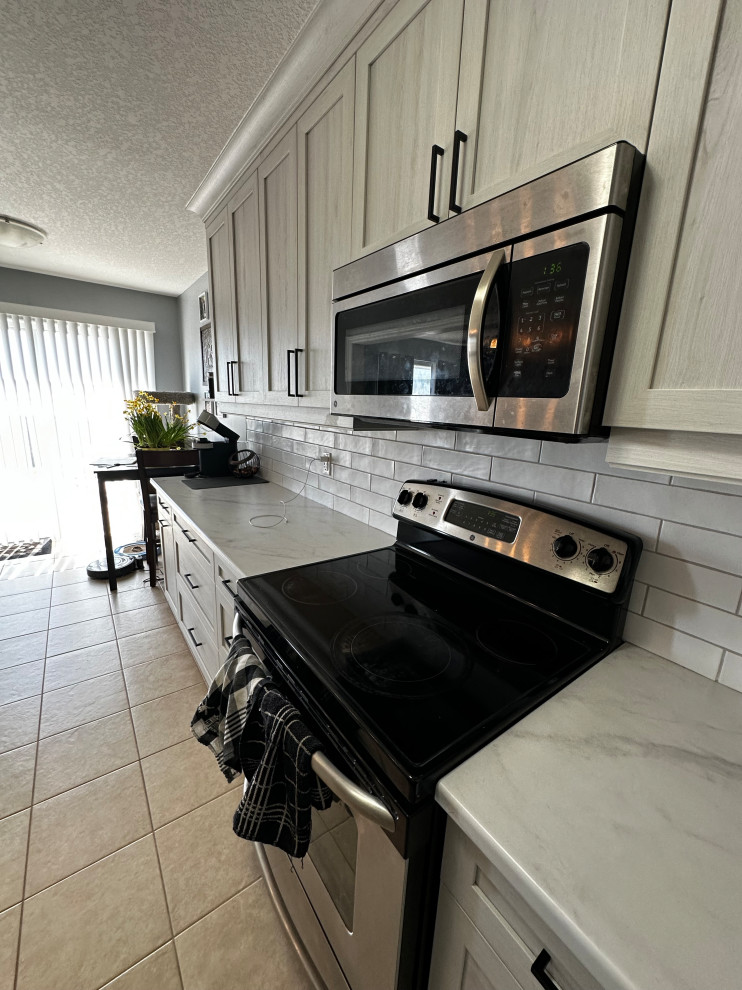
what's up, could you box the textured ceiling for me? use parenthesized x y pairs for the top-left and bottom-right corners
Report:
(0, 0), (318, 295)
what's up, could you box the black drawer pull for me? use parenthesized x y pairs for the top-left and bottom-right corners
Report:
(294, 348), (303, 398)
(531, 950), (559, 990)
(159, 520), (170, 528)
(186, 627), (202, 648)
(180, 527), (197, 544)
(184, 573), (199, 590)
(448, 129), (467, 213)
(427, 144), (444, 223)
(224, 634), (234, 647)
(221, 578), (237, 599)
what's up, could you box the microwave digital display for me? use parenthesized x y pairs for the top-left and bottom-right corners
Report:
(444, 500), (521, 543)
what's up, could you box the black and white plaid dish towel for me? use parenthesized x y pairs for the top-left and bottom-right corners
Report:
(190, 634), (265, 782)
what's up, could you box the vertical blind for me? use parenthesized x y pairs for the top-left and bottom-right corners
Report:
(0, 310), (156, 544)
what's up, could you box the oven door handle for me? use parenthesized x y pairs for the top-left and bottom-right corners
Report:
(468, 248), (506, 412)
(232, 611), (396, 833)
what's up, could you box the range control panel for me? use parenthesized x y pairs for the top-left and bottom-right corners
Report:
(394, 482), (629, 594)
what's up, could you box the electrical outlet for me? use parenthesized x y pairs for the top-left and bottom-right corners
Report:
(321, 452), (332, 476)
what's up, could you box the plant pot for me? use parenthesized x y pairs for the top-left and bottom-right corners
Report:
(135, 448), (199, 468)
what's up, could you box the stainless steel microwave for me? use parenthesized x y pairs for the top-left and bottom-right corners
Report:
(331, 143), (643, 439)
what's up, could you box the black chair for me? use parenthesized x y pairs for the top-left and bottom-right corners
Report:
(135, 448), (200, 586)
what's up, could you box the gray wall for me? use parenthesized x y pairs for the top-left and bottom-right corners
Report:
(178, 271), (209, 410)
(0, 266), (184, 389)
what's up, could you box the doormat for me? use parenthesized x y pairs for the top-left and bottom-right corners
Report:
(0, 538), (53, 562)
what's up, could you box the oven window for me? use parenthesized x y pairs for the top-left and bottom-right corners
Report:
(334, 272), (503, 397)
(308, 799), (358, 930)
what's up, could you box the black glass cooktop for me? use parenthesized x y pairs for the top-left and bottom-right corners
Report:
(237, 543), (606, 802)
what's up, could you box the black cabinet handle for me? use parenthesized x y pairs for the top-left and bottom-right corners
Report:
(159, 520), (170, 529)
(427, 144), (444, 223)
(184, 572), (199, 590)
(229, 360), (238, 395)
(448, 130), (467, 214)
(186, 627), (203, 648)
(179, 527), (197, 544)
(287, 349), (295, 397)
(221, 578), (237, 600)
(531, 950), (559, 990)
(294, 348), (304, 398)
(225, 362), (232, 395)
(224, 634), (234, 647)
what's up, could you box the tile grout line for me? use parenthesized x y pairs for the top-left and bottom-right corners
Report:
(13, 597), (51, 990)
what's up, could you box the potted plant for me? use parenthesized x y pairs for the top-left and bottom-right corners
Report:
(124, 392), (194, 465)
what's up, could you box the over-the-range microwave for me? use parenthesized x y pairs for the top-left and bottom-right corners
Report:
(331, 142), (643, 439)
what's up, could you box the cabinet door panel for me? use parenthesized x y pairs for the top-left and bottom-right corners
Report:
(455, 0), (670, 212)
(206, 208), (235, 400)
(297, 60), (355, 408)
(259, 129), (298, 405)
(352, 0), (464, 256)
(229, 171), (264, 401)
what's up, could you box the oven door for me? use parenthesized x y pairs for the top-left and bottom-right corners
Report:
(332, 249), (511, 428)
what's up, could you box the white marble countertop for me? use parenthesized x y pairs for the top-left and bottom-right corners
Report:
(152, 476), (393, 578)
(437, 642), (742, 990)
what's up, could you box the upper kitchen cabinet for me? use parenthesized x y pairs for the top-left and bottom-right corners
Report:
(605, 0), (742, 479)
(258, 128), (299, 405)
(453, 0), (671, 212)
(205, 206), (236, 400)
(228, 170), (264, 402)
(297, 60), (355, 408)
(351, 0), (465, 256)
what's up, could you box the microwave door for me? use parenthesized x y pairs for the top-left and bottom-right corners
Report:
(332, 249), (510, 428)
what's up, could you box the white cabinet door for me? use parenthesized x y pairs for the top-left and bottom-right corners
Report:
(297, 60), (355, 409)
(351, 0), (465, 256)
(453, 0), (671, 213)
(228, 169), (264, 402)
(205, 206), (236, 400)
(258, 128), (299, 405)
(605, 0), (742, 439)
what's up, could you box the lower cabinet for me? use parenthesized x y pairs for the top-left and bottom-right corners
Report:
(176, 579), (218, 683)
(429, 823), (600, 990)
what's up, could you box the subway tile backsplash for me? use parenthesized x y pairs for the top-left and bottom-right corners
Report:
(236, 416), (742, 694)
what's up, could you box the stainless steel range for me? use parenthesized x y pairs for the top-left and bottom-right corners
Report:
(234, 482), (641, 990)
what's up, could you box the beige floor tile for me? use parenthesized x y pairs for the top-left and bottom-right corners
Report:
(46, 614), (116, 657)
(0, 607), (48, 642)
(17, 836), (171, 990)
(51, 566), (95, 587)
(40, 670), (128, 737)
(0, 695), (41, 755)
(0, 904), (21, 990)
(51, 580), (108, 606)
(113, 603), (175, 639)
(0, 809), (30, 911)
(141, 738), (240, 828)
(0, 574), (53, 598)
(131, 683), (205, 758)
(0, 632), (46, 671)
(35, 711), (138, 802)
(109, 585), (165, 613)
(44, 641), (121, 693)
(1, 558), (54, 580)
(124, 651), (202, 707)
(26, 765), (151, 896)
(0, 589), (51, 617)
(102, 942), (182, 990)
(0, 659), (44, 703)
(156, 790), (260, 934)
(176, 880), (314, 990)
(0, 743), (36, 819)
(49, 596), (111, 629)
(53, 555), (96, 572)
(117, 624), (187, 667)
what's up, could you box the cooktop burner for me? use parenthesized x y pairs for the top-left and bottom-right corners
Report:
(282, 571), (358, 605)
(332, 614), (470, 698)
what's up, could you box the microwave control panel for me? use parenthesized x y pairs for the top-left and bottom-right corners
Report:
(498, 241), (589, 399)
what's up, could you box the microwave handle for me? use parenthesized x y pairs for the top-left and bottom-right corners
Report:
(468, 248), (506, 411)
(232, 612), (396, 833)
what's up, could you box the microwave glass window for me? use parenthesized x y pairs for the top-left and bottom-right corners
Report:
(334, 271), (504, 398)
(499, 242), (589, 399)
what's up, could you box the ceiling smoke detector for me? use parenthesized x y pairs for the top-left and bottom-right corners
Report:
(0, 216), (47, 248)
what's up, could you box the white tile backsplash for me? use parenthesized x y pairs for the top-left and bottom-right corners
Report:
(244, 417), (742, 693)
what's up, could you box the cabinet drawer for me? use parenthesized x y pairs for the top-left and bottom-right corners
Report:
(177, 579), (217, 684)
(172, 512), (214, 568)
(441, 824), (600, 990)
(215, 553), (241, 604)
(430, 885), (524, 990)
(174, 534), (216, 639)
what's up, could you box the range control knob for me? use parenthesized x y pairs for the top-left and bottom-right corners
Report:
(552, 535), (579, 560)
(396, 489), (412, 506)
(412, 491), (428, 509)
(586, 547), (616, 574)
